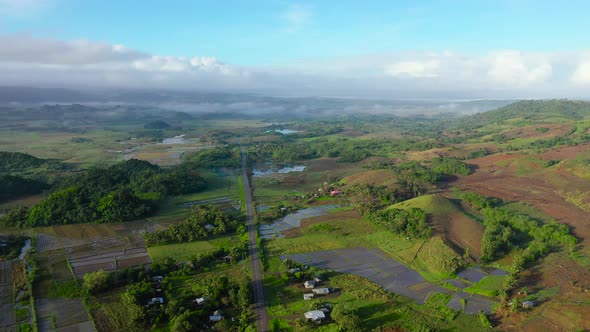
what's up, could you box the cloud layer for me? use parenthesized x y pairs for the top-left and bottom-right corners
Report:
(1, 34), (590, 98)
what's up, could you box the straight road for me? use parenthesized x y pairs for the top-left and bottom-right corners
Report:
(240, 145), (270, 332)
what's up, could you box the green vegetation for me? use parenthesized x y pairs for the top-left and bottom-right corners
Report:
(147, 235), (242, 262)
(0, 151), (63, 172)
(2, 159), (208, 227)
(144, 205), (242, 245)
(0, 175), (48, 202)
(183, 146), (240, 168)
(365, 207), (430, 239)
(479, 205), (576, 262)
(430, 156), (471, 176)
(464, 275), (507, 297)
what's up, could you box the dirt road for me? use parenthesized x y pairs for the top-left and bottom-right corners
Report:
(240, 145), (270, 332)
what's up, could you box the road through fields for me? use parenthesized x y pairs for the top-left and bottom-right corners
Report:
(240, 145), (270, 332)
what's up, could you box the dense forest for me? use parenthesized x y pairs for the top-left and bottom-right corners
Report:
(0, 159), (207, 227)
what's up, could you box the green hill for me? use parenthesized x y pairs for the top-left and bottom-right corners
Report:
(389, 194), (458, 215)
(457, 100), (590, 130)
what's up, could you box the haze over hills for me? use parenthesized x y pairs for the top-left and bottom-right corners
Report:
(0, 86), (514, 118)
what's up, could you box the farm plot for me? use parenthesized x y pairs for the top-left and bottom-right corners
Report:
(282, 247), (498, 314)
(68, 247), (151, 278)
(36, 298), (93, 332)
(33, 223), (126, 253)
(0, 261), (17, 329)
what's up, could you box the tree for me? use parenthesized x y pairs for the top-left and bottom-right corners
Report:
(331, 303), (363, 332)
(170, 311), (194, 332)
(82, 270), (110, 294)
(238, 282), (251, 310)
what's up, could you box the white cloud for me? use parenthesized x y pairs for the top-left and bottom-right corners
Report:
(571, 61), (590, 84)
(282, 4), (312, 33)
(487, 51), (552, 84)
(0, 0), (49, 16)
(2, 33), (590, 98)
(0, 34), (145, 64)
(384, 60), (440, 78)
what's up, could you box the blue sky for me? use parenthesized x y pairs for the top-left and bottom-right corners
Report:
(1, 0), (590, 98)
(3, 0), (589, 64)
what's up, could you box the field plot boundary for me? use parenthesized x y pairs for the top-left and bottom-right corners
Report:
(68, 247), (151, 278)
(281, 247), (498, 314)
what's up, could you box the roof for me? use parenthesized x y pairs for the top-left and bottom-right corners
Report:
(304, 310), (326, 320)
(303, 293), (315, 300)
(312, 288), (330, 294)
(304, 280), (315, 288)
(209, 315), (222, 322)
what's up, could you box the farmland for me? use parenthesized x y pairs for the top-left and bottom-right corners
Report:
(1, 99), (590, 330)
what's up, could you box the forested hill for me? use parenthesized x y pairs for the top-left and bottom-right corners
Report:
(0, 151), (63, 172)
(454, 100), (590, 129)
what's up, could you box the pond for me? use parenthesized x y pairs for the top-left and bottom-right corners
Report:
(253, 163), (306, 177)
(161, 134), (186, 144)
(259, 205), (338, 239)
(266, 129), (300, 135)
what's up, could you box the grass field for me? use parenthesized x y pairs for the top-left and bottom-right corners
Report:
(463, 275), (506, 297)
(390, 194), (457, 214)
(147, 235), (241, 262)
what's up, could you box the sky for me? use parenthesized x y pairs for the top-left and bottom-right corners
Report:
(2, 0), (590, 99)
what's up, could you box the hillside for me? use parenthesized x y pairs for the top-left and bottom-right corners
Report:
(456, 100), (590, 130)
(391, 194), (485, 258)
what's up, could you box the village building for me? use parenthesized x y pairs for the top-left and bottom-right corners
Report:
(304, 280), (315, 289)
(312, 288), (330, 295)
(209, 310), (223, 322)
(304, 310), (326, 322)
(303, 293), (315, 300)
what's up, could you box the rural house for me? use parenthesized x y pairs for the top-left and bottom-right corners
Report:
(303, 293), (315, 300)
(312, 288), (330, 295)
(193, 297), (206, 305)
(304, 280), (315, 288)
(209, 310), (223, 322)
(304, 310), (326, 322)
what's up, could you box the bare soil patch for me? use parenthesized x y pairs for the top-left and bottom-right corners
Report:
(456, 154), (590, 243)
(429, 210), (483, 259)
(498, 252), (590, 331)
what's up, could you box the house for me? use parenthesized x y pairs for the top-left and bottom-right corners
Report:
(330, 190), (343, 197)
(288, 268), (301, 274)
(304, 280), (316, 289)
(312, 288), (330, 295)
(209, 310), (223, 322)
(146, 297), (164, 307)
(303, 293), (315, 300)
(313, 276), (322, 283)
(193, 297), (206, 305)
(304, 310), (326, 322)
(522, 300), (535, 309)
(151, 276), (164, 282)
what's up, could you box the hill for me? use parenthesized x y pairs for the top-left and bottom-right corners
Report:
(391, 194), (484, 258)
(456, 100), (590, 130)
